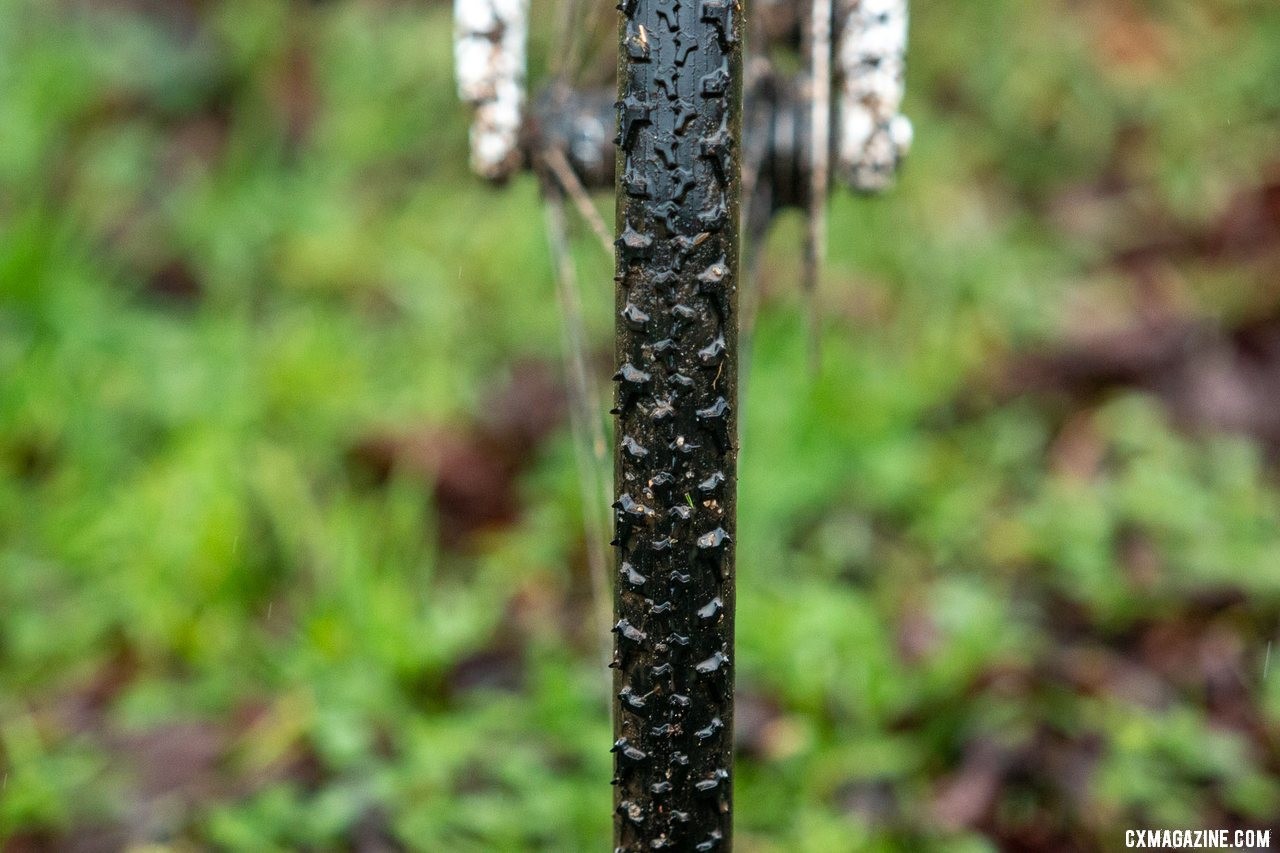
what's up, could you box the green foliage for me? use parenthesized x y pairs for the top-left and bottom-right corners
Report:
(2, 0), (1280, 849)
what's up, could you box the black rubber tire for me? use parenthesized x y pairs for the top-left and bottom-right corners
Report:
(611, 1), (742, 851)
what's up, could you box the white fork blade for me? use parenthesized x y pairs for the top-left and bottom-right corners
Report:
(455, 0), (530, 180)
(837, 0), (912, 192)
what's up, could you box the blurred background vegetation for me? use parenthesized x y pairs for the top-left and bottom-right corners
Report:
(3, 0), (1280, 849)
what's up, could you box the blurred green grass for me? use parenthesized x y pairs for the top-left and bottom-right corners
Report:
(2, 0), (1280, 849)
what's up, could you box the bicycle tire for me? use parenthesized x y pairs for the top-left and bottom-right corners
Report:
(612, 1), (742, 851)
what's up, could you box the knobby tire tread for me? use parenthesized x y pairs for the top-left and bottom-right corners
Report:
(612, 1), (742, 851)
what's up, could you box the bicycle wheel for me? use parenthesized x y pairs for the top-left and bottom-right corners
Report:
(612, 2), (743, 850)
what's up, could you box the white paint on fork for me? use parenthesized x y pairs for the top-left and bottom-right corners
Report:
(838, 0), (912, 192)
(455, 0), (530, 180)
